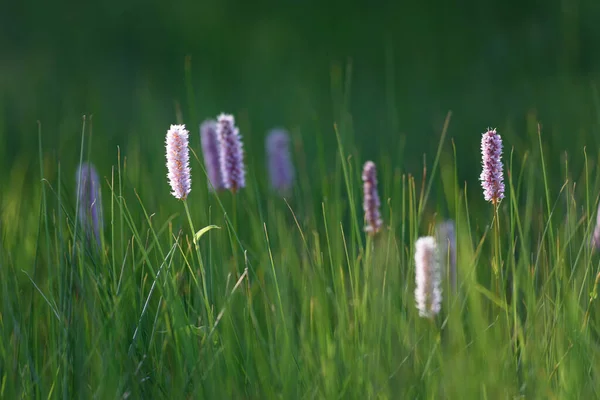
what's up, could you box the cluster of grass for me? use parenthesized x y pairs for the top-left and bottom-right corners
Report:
(3, 65), (600, 399)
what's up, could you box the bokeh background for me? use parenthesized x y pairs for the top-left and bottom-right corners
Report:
(2, 0), (600, 195)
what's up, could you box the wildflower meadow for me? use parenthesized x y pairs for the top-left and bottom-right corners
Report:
(4, 4), (600, 399)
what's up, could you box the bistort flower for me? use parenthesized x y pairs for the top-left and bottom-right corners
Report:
(200, 119), (224, 191)
(480, 128), (504, 204)
(592, 202), (600, 250)
(436, 220), (456, 293)
(362, 161), (383, 235)
(217, 114), (246, 193)
(266, 128), (294, 195)
(76, 162), (103, 247)
(166, 124), (191, 200)
(414, 236), (442, 318)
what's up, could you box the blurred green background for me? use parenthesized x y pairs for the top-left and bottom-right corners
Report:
(2, 0), (600, 190)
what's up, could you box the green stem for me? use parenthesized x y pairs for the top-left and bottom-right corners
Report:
(362, 234), (373, 318)
(229, 192), (239, 272)
(232, 192), (238, 232)
(493, 201), (501, 295)
(183, 199), (214, 327)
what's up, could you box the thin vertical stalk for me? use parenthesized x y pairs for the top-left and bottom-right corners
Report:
(183, 200), (214, 328)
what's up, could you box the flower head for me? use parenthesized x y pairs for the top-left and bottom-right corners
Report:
(217, 114), (246, 193)
(166, 124), (191, 199)
(362, 161), (383, 235)
(414, 236), (442, 318)
(266, 129), (294, 195)
(76, 162), (103, 248)
(480, 128), (505, 204)
(200, 119), (224, 191)
(591, 202), (600, 250)
(436, 220), (456, 293)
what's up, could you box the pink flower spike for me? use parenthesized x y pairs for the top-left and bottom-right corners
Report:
(217, 114), (246, 193)
(480, 128), (505, 205)
(362, 161), (383, 235)
(200, 119), (224, 191)
(592, 202), (600, 250)
(436, 220), (456, 293)
(414, 236), (442, 318)
(165, 124), (191, 200)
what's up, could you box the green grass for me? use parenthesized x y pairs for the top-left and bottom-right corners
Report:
(4, 60), (600, 398)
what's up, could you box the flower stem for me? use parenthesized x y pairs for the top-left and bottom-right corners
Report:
(493, 201), (502, 295)
(232, 192), (238, 232)
(183, 199), (214, 328)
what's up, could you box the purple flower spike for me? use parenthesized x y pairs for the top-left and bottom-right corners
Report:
(414, 236), (442, 319)
(217, 113), (246, 193)
(76, 162), (103, 248)
(480, 128), (505, 204)
(362, 161), (383, 235)
(591, 202), (600, 250)
(436, 220), (457, 293)
(266, 129), (294, 195)
(166, 124), (191, 200)
(200, 119), (224, 191)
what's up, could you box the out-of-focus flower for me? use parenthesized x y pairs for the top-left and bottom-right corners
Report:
(200, 119), (224, 191)
(362, 161), (383, 235)
(266, 128), (294, 195)
(217, 114), (246, 193)
(414, 236), (442, 318)
(76, 162), (103, 247)
(436, 220), (456, 292)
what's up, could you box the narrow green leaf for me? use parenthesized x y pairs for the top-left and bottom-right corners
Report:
(193, 224), (220, 244)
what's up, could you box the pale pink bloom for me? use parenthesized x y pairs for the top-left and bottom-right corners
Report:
(362, 161), (382, 235)
(592, 202), (600, 250)
(414, 236), (442, 318)
(436, 220), (456, 292)
(480, 128), (504, 204)
(165, 124), (191, 199)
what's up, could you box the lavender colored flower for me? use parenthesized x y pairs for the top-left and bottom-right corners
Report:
(200, 119), (224, 191)
(436, 220), (456, 292)
(592, 202), (600, 250)
(166, 124), (191, 199)
(362, 161), (383, 235)
(414, 236), (442, 318)
(76, 162), (103, 248)
(266, 129), (294, 195)
(217, 114), (246, 193)
(480, 128), (505, 204)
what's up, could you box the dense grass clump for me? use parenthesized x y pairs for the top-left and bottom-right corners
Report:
(3, 74), (600, 399)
